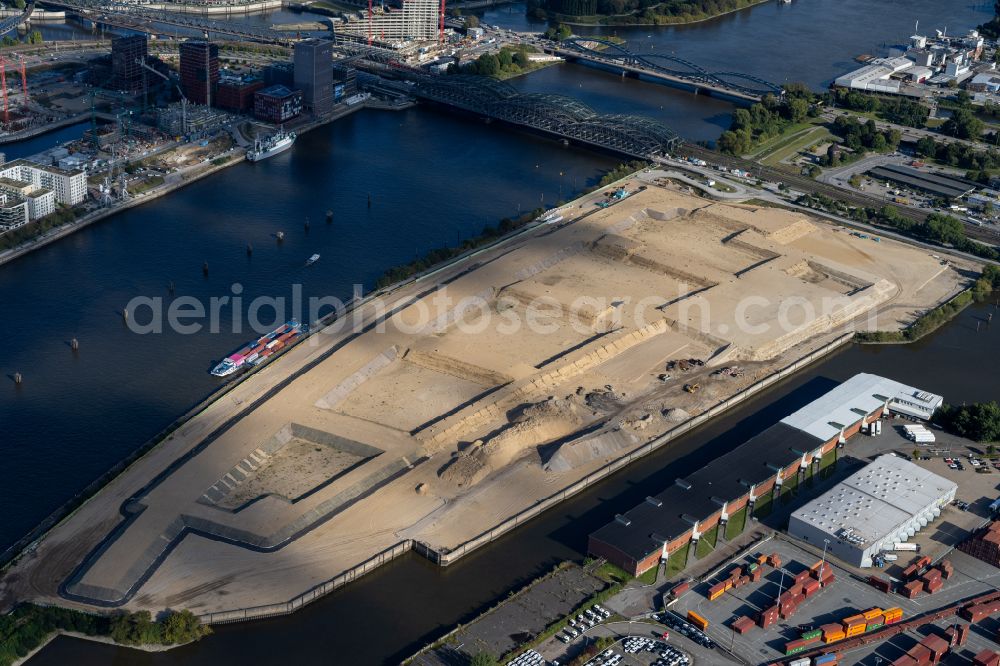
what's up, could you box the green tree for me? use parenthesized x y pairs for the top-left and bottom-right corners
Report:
(12, 0), (25, 8)
(28, 30), (41, 44)
(849, 173), (862, 188)
(943, 107), (985, 139)
(470, 653), (498, 666)
(786, 97), (809, 123)
(475, 52), (500, 76)
(513, 48), (530, 68)
(464, 14), (479, 27)
(556, 24), (572, 40)
(498, 48), (513, 68)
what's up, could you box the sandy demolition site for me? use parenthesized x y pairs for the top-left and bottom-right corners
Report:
(0, 173), (971, 617)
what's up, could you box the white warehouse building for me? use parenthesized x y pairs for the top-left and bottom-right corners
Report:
(789, 455), (956, 568)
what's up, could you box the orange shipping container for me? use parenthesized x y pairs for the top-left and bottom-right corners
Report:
(846, 624), (866, 637)
(862, 608), (884, 620)
(823, 631), (845, 643)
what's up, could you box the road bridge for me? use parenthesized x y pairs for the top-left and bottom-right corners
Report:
(35, 0), (291, 44)
(548, 38), (783, 103)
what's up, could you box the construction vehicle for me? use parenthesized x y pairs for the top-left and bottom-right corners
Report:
(684, 384), (700, 393)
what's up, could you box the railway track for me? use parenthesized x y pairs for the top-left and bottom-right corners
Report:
(677, 144), (1000, 247)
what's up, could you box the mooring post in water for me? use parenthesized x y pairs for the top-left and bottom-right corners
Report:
(247, 243), (253, 256)
(71, 338), (79, 351)
(122, 308), (129, 321)
(367, 192), (372, 208)
(13, 372), (21, 385)
(326, 209), (333, 223)
(304, 217), (310, 231)
(168, 281), (175, 294)
(203, 261), (209, 276)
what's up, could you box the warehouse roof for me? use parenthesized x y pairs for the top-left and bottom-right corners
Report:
(589, 423), (819, 562)
(780, 373), (937, 443)
(790, 454), (956, 548)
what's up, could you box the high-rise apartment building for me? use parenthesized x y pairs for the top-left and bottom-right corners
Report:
(338, 0), (441, 46)
(293, 39), (333, 117)
(110, 34), (148, 92)
(179, 41), (219, 106)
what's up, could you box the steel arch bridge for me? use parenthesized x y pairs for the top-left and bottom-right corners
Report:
(561, 37), (782, 98)
(0, 2), (33, 36)
(410, 74), (680, 158)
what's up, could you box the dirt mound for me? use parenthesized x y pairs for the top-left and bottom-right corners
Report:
(766, 219), (817, 245)
(662, 407), (690, 423)
(439, 397), (585, 486)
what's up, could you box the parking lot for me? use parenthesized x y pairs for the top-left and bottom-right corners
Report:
(670, 536), (1000, 663)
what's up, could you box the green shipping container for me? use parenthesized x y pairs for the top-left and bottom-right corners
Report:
(866, 623), (883, 632)
(785, 646), (806, 656)
(747, 562), (759, 572)
(802, 629), (822, 640)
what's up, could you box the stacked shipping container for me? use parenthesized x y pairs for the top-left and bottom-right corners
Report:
(959, 521), (1000, 569)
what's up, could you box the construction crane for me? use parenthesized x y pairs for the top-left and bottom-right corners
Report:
(136, 57), (188, 135)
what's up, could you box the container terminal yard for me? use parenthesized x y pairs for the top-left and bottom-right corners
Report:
(0, 171), (971, 627)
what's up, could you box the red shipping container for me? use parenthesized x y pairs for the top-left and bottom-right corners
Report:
(907, 644), (932, 665)
(916, 555), (931, 569)
(795, 570), (811, 584)
(957, 623), (970, 646)
(891, 656), (917, 666)
(940, 566), (954, 580)
(944, 626), (958, 646)
(758, 613), (776, 629)
(973, 650), (1000, 666)
(921, 635), (949, 662)
(902, 564), (919, 580)
(671, 581), (690, 597)
(924, 578), (943, 593)
(786, 636), (817, 652)
(729, 566), (743, 579)
(751, 567), (763, 582)
(732, 616), (754, 634)
(922, 568), (941, 582)
(803, 578), (820, 596)
(739, 575), (750, 587)
(868, 575), (891, 592)
(903, 580), (922, 597)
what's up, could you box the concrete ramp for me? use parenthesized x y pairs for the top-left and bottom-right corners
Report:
(315, 346), (399, 411)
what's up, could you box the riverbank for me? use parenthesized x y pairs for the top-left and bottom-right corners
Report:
(0, 100), (370, 269)
(557, 0), (768, 28)
(0, 113), (88, 146)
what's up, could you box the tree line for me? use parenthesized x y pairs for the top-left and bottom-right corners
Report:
(1, 604), (211, 666)
(529, 0), (762, 23)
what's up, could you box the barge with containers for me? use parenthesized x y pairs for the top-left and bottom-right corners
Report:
(210, 320), (305, 377)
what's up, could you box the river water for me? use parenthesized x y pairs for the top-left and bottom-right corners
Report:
(6, 0), (994, 664)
